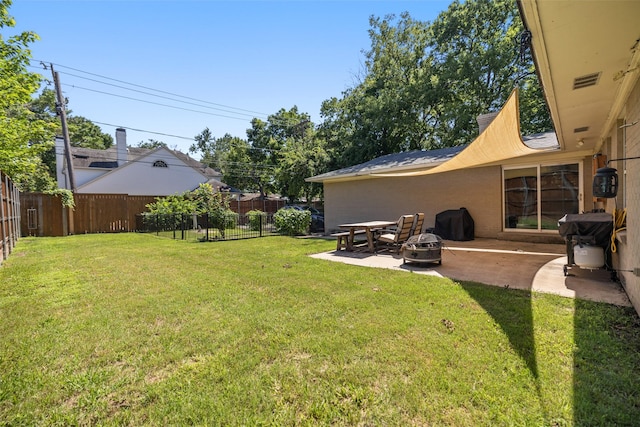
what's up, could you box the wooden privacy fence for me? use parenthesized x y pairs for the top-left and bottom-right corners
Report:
(1, 171), (21, 265)
(19, 193), (290, 237)
(20, 193), (158, 237)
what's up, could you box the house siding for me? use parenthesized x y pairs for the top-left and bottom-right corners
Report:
(610, 79), (640, 315)
(324, 166), (503, 238)
(77, 148), (207, 196)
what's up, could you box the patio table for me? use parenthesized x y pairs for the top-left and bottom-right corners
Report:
(338, 220), (396, 253)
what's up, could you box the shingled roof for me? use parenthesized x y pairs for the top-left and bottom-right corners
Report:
(70, 146), (220, 179)
(307, 131), (559, 182)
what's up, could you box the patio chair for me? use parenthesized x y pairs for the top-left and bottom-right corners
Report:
(410, 212), (425, 236)
(376, 214), (414, 252)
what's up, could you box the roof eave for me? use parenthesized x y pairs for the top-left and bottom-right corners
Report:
(306, 160), (450, 183)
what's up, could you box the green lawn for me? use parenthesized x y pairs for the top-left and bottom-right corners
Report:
(1, 234), (639, 425)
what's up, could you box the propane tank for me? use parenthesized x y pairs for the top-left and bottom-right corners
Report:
(573, 244), (605, 269)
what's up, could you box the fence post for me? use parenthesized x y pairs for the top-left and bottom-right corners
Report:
(172, 214), (176, 239)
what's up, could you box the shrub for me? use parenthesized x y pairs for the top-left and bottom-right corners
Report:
(274, 208), (311, 236)
(247, 210), (266, 231)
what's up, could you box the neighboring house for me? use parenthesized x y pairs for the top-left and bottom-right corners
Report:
(55, 128), (224, 196)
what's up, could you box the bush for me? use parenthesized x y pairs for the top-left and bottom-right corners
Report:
(208, 209), (237, 238)
(247, 210), (266, 231)
(274, 208), (311, 236)
(224, 211), (238, 229)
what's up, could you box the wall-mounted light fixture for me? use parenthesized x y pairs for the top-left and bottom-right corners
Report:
(593, 156), (640, 198)
(592, 120), (639, 198)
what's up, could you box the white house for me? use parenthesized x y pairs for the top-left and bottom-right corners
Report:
(56, 128), (224, 196)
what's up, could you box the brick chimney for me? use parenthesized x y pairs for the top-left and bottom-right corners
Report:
(115, 128), (127, 167)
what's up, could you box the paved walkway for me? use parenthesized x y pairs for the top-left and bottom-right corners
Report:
(310, 238), (630, 306)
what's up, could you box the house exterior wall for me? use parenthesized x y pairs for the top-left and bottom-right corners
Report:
(608, 79), (640, 315)
(324, 166), (503, 238)
(74, 168), (109, 187)
(77, 148), (207, 196)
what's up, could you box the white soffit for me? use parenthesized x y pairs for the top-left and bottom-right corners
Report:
(520, 0), (640, 152)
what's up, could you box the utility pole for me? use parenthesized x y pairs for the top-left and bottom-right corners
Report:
(50, 64), (76, 192)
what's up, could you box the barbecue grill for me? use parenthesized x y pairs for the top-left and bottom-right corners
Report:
(558, 212), (613, 276)
(401, 233), (443, 265)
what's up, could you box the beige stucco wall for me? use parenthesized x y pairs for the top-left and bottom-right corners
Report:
(324, 166), (503, 238)
(607, 78), (640, 315)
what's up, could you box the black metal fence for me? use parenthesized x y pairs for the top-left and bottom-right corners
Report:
(136, 212), (279, 242)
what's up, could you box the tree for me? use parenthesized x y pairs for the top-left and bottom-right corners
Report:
(29, 88), (114, 149)
(427, 0), (551, 142)
(320, 1), (551, 169)
(26, 88), (114, 184)
(189, 129), (258, 193)
(137, 139), (167, 149)
(67, 116), (113, 149)
(146, 183), (234, 238)
(274, 121), (328, 203)
(0, 0), (56, 190)
(190, 127), (233, 173)
(247, 107), (328, 202)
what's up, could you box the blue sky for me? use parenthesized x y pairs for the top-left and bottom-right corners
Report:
(11, 0), (451, 155)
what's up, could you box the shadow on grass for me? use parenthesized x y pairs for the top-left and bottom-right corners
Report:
(459, 282), (551, 418)
(460, 282), (538, 379)
(461, 281), (640, 424)
(573, 300), (640, 425)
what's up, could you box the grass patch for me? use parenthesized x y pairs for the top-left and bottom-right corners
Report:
(1, 234), (639, 425)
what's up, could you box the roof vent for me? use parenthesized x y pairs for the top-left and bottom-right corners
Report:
(574, 126), (589, 133)
(573, 73), (600, 90)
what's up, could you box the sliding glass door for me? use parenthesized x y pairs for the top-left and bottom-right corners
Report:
(504, 163), (580, 231)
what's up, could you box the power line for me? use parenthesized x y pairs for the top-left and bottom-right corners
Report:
(35, 60), (270, 117)
(91, 121), (197, 141)
(57, 70), (269, 119)
(65, 84), (255, 121)
(31, 60), (317, 141)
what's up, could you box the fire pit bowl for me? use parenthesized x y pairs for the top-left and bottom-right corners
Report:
(401, 233), (443, 265)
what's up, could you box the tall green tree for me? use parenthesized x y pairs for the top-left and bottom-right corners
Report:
(27, 88), (114, 184)
(273, 118), (328, 203)
(66, 116), (113, 149)
(427, 0), (550, 143)
(0, 0), (56, 190)
(189, 129), (258, 193)
(193, 107), (328, 201)
(190, 127), (232, 172)
(248, 107), (327, 202)
(320, 0), (551, 169)
(29, 88), (113, 149)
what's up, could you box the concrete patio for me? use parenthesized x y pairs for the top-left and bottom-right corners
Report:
(310, 238), (630, 306)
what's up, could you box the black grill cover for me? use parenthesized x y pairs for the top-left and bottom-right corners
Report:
(558, 212), (613, 248)
(434, 208), (474, 241)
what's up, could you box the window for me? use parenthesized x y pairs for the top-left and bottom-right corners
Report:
(152, 160), (168, 168)
(504, 163), (580, 231)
